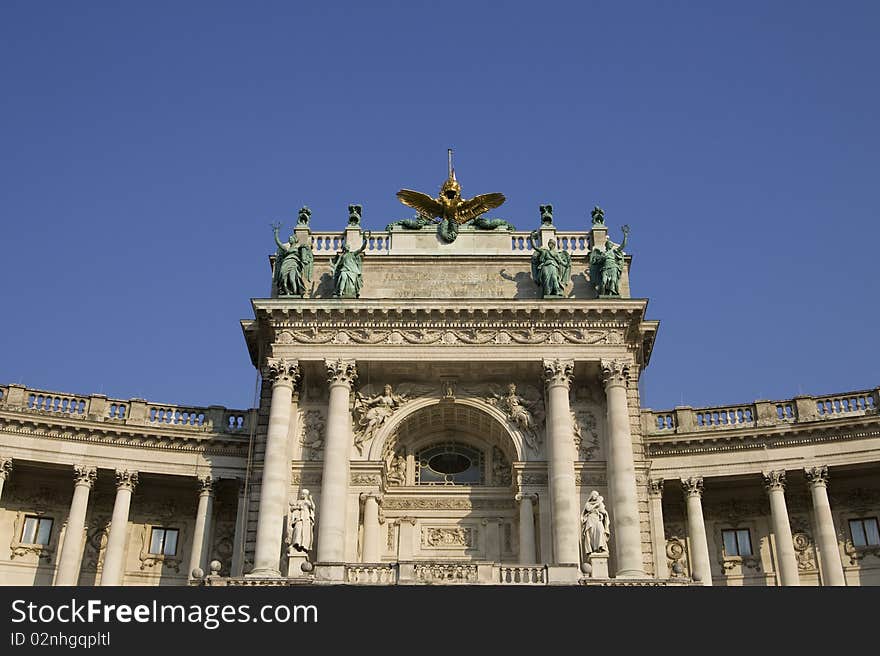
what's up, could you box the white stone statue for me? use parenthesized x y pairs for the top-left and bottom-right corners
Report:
(288, 489), (316, 554)
(581, 490), (610, 556)
(353, 384), (407, 455)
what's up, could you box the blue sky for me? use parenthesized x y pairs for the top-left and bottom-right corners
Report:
(1, 1), (877, 411)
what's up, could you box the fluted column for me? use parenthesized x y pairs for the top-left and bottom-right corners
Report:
(602, 358), (645, 577)
(0, 458), (11, 501)
(317, 359), (357, 563)
(647, 479), (669, 578)
(763, 470), (800, 586)
(55, 465), (96, 586)
(804, 466), (845, 586)
(682, 477), (712, 586)
(188, 475), (214, 578)
(100, 469), (138, 586)
(251, 358), (299, 577)
(360, 492), (382, 562)
(542, 359), (580, 565)
(516, 493), (538, 563)
(231, 478), (247, 577)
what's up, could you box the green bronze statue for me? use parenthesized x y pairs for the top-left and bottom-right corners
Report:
(385, 214), (433, 231)
(529, 233), (572, 298)
(330, 231), (371, 298)
(591, 206), (605, 226)
(272, 223), (314, 297)
(588, 225), (629, 297)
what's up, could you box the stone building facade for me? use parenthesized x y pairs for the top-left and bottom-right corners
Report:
(0, 207), (877, 586)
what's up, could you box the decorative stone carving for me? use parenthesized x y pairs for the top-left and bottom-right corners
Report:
(82, 514), (111, 571)
(581, 491), (610, 557)
(300, 410), (326, 460)
(385, 450), (406, 486)
(353, 384), (420, 455)
(543, 358), (574, 387)
(804, 465), (829, 487)
(421, 527), (474, 548)
(664, 523), (689, 578)
(575, 471), (607, 486)
(486, 383), (544, 452)
(0, 458), (11, 481)
(572, 410), (600, 460)
(414, 562), (478, 583)
(73, 465), (97, 488)
(648, 478), (664, 497)
(382, 497), (512, 511)
(492, 446), (512, 486)
(790, 517), (817, 571)
(600, 358), (630, 388)
(350, 473), (382, 486)
(114, 469), (139, 491)
(681, 476), (704, 498)
(265, 357), (301, 387)
(197, 474), (213, 494)
(762, 470), (786, 492)
(325, 359), (358, 386)
(286, 489), (316, 555)
(290, 471), (322, 486)
(278, 326), (626, 346)
(519, 473), (548, 486)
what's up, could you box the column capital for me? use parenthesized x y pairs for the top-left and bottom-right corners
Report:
(73, 465), (97, 489)
(114, 469), (139, 492)
(681, 476), (704, 498)
(601, 358), (631, 389)
(648, 478), (664, 497)
(515, 492), (538, 503)
(804, 465), (829, 488)
(325, 358), (358, 386)
(542, 358), (574, 388)
(762, 469), (786, 492)
(0, 457), (11, 481)
(264, 357), (301, 388)
(359, 491), (383, 504)
(197, 474), (214, 496)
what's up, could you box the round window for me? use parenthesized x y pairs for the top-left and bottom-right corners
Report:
(415, 443), (484, 485)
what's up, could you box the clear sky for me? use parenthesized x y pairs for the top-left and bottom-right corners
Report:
(1, 1), (877, 412)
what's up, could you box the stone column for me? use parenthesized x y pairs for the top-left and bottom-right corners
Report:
(231, 478), (247, 577)
(0, 458), (12, 501)
(601, 358), (645, 577)
(542, 359), (580, 565)
(55, 465), (97, 586)
(188, 475), (214, 578)
(360, 492), (382, 562)
(250, 358), (299, 577)
(804, 466), (846, 586)
(647, 479), (669, 578)
(317, 359), (357, 564)
(763, 470), (800, 586)
(682, 477), (712, 586)
(100, 469), (138, 586)
(516, 493), (537, 563)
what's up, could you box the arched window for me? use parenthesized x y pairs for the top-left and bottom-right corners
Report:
(415, 442), (484, 486)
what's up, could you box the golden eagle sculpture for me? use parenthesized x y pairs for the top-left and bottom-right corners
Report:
(391, 150), (512, 243)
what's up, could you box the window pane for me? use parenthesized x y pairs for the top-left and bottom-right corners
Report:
(150, 528), (165, 554)
(22, 517), (38, 544)
(865, 519), (880, 546)
(850, 519), (867, 547)
(35, 518), (53, 546)
(163, 529), (178, 556)
(736, 529), (752, 556)
(722, 530), (738, 556)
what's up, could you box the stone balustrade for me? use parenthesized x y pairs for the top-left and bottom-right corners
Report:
(0, 384), (252, 435)
(497, 565), (547, 584)
(345, 564), (398, 584)
(306, 230), (592, 256)
(643, 387), (879, 436)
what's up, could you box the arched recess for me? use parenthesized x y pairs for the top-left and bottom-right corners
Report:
(367, 397), (528, 465)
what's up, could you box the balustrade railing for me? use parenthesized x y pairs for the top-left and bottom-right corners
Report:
(413, 562), (478, 583)
(498, 565), (547, 584)
(345, 564), (397, 584)
(644, 387), (879, 436)
(0, 384), (252, 435)
(308, 230), (591, 255)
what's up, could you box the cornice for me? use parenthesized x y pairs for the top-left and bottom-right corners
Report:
(646, 418), (880, 457)
(0, 411), (250, 457)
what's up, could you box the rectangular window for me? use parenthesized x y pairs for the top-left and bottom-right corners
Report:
(149, 527), (179, 556)
(849, 518), (880, 547)
(721, 528), (753, 556)
(21, 516), (53, 546)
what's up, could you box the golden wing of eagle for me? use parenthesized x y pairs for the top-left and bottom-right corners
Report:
(454, 192), (506, 224)
(396, 189), (443, 220)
